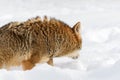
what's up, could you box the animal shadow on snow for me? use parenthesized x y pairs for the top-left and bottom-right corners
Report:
(54, 58), (79, 70)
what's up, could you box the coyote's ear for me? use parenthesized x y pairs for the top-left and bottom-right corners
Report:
(73, 22), (80, 34)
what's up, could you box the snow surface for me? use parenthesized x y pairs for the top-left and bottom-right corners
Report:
(0, 0), (120, 80)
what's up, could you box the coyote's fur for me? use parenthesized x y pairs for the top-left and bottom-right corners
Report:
(0, 16), (82, 70)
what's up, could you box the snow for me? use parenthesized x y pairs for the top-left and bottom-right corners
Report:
(0, 0), (120, 80)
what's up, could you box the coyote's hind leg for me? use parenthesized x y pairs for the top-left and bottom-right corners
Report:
(22, 53), (40, 70)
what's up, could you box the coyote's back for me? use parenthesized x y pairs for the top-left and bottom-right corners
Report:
(0, 16), (82, 70)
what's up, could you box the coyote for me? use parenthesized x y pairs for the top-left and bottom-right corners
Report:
(0, 16), (82, 70)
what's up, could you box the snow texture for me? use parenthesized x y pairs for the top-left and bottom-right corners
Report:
(0, 0), (120, 80)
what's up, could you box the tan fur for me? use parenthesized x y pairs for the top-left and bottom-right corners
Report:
(0, 16), (82, 70)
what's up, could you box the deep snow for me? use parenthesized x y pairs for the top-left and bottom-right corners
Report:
(0, 0), (120, 80)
